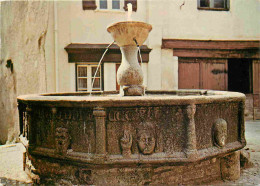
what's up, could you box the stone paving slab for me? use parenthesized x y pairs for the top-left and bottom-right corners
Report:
(0, 177), (33, 186)
(0, 143), (32, 184)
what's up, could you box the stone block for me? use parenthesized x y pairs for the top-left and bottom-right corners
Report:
(221, 151), (240, 181)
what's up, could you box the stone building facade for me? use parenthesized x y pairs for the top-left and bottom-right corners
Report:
(0, 0), (259, 144)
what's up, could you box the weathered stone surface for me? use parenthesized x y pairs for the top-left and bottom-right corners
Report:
(18, 90), (245, 184)
(240, 149), (253, 168)
(221, 151), (241, 181)
(26, 154), (223, 185)
(107, 21), (152, 47)
(0, 1), (50, 144)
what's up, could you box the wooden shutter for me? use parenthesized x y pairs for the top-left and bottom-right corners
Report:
(124, 0), (137, 12)
(178, 58), (200, 89)
(82, 0), (97, 10)
(178, 58), (227, 90)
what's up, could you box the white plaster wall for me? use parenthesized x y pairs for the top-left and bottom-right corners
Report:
(161, 0), (260, 40)
(104, 63), (116, 91)
(161, 49), (178, 90)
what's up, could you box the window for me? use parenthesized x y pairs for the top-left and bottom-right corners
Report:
(97, 0), (124, 10)
(198, 0), (229, 10)
(82, 0), (137, 11)
(76, 64), (102, 92)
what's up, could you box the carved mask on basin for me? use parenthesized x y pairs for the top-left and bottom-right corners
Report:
(137, 122), (156, 155)
(55, 127), (70, 155)
(213, 119), (227, 148)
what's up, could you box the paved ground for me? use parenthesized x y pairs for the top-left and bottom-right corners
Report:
(0, 121), (259, 185)
(224, 121), (260, 185)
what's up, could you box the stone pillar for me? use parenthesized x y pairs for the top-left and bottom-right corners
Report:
(239, 101), (246, 145)
(185, 104), (198, 159)
(221, 151), (240, 181)
(26, 106), (35, 148)
(18, 102), (26, 135)
(93, 107), (106, 155)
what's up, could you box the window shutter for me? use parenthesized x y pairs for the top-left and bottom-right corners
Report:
(82, 0), (97, 10)
(124, 0), (137, 12)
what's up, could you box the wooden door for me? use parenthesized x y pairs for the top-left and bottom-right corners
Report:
(178, 58), (227, 91)
(201, 59), (227, 90)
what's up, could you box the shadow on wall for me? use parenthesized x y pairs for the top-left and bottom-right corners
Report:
(0, 59), (18, 145)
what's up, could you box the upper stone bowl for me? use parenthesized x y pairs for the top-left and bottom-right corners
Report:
(107, 21), (152, 47)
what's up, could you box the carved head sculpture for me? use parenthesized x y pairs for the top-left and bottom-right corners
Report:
(55, 127), (70, 155)
(137, 122), (156, 155)
(213, 119), (227, 148)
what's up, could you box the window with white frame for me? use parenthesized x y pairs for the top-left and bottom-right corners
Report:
(77, 64), (102, 92)
(97, 0), (124, 10)
(198, 0), (229, 10)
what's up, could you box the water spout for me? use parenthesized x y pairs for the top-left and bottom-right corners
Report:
(91, 41), (115, 94)
(127, 3), (133, 21)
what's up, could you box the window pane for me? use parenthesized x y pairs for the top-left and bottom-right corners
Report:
(91, 66), (100, 77)
(78, 78), (88, 89)
(92, 78), (101, 88)
(100, 0), (107, 9)
(112, 0), (120, 9)
(200, 0), (210, 7)
(78, 66), (87, 77)
(214, 0), (225, 8)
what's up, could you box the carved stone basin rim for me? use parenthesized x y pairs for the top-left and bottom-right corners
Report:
(17, 90), (245, 105)
(107, 21), (152, 33)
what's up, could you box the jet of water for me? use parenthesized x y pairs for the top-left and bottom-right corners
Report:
(133, 38), (143, 67)
(91, 41), (115, 93)
(127, 3), (133, 21)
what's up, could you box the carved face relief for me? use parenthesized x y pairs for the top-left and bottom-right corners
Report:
(213, 119), (227, 148)
(137, 122), (156, 155)
(55, 127), (70, 155)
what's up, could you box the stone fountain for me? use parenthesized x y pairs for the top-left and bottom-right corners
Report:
(18, 18), (246, 185)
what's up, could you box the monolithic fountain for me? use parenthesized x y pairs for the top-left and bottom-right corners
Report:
(18, 8), (246, 185)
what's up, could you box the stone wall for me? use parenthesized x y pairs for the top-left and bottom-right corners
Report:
(0, 1), (52, 144)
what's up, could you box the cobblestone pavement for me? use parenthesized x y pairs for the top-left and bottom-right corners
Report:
(0, 121), (259, 185)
